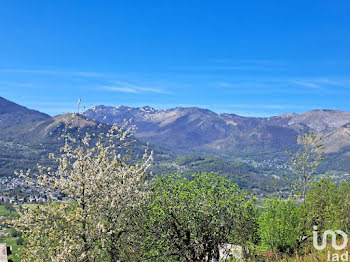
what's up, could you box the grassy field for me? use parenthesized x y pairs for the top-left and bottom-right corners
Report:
(0, 204), (23, 262)
(0, 205), (16, 217)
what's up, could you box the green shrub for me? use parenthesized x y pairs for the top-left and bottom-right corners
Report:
(305, 179), (341, 232)
(139, 173), (259, 261)
(258, 198), (303, 253)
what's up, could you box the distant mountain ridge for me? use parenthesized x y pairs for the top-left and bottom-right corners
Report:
(0, 97), (113, 177)
(0, 97), (50, 132)
(1, 97), (276, 194)
(84, 105), (350, 157)
(1, 96), (350, 193)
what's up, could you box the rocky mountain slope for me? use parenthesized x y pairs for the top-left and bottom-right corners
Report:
(0, 97), (113, 177)
(0, 97), (286, 194)
(0, 97), (50, 140)
(84, 106), (350, 151)
(84, 105), (350, 172)
(2, 96), (350, 193)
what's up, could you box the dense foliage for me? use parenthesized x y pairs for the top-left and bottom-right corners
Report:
(138, 173), (258, 261)
(258, 199), (304, 253)
(9, 129), (350, 261)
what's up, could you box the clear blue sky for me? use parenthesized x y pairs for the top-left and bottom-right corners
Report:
(1, 0), (349, 116)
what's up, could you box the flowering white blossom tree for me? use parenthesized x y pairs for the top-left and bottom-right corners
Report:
(16, 118), (152, 262)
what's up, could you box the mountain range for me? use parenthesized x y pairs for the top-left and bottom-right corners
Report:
(1, 96), (350, 194)
(84, 105), (350, 171)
